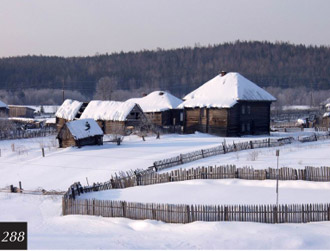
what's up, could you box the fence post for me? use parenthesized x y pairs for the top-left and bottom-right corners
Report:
(224, 206), (228, 221)
(92, 199), (95, 215)
(222, 143), (226, 154)
(268, 138), (270, 147)
(186, 205), (190, 223)
(250, 141), (254, 149)
(41, 147), (45, 157)
(201, 149), (205, 158)
(71, 187), (75, 200)
(273, 206), (278, 224)
(122, 201), (127, 217)
(180, 154), (183, 164)
(19, 181), (22, 193)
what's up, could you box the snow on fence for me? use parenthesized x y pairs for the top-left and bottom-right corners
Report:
(64, 165), (330, 200)
(62, 198), (330, 224)
(0, 127), (56, 140)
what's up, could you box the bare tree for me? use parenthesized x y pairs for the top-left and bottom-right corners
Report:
(94, 76), (118, 100)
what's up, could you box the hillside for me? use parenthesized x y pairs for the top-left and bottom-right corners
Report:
(0, 41), (329, 105)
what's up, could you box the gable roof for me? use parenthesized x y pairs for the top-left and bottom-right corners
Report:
(55, 99), (83, 120)
(0, 100), (8, 109)
(127, 91), (183, 112)
(80, 100), (138, 121)
(178, 72), (276, 108)
(65, 119), (103, 140)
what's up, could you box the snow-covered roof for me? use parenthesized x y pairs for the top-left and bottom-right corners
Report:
(80, 100), (137, 121)
(127, 91), (183, 112)
(326, 103), (330, 109)
(178, 72), (276, 108)
(66, 119), (103, 140)
(27, 105), (59, 114)
(0, 100), (8, 108)
(323, 112), (330, 118)
(55, 99), (83, 120)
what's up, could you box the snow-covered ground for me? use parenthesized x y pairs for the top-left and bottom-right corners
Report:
(2, 193), (330, 250)
(79, 179), (330, 205)
(0, 133), (274, 190)
(1, 132), (330, 249)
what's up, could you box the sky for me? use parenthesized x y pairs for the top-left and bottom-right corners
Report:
(0, 0), (329, 58)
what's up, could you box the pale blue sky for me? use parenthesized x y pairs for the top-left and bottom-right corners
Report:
(0, 0), (329, 57)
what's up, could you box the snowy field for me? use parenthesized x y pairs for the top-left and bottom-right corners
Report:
(2, 192), (330, 250)
(79, 179), (330, 205)
(1, 132), (330, 249)
(0, 132), (329, 191)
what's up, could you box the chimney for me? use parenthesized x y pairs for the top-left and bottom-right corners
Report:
(141, 92), (147, 97)
(220, 71), (227, 77)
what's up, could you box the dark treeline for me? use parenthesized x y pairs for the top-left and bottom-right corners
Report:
(0, 41), (329, 105)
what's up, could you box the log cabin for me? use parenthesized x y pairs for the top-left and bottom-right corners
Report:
(57, 119), (103, 148)
(80, 100), (148, 135)
(127, 91), (183, 128)
(0, 100), (9, 116)
(8, 105), (35, 118)
(55, 99), (88, 132)
(179, 72), (276, 136)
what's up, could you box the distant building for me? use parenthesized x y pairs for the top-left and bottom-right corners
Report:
(0, 100), (9, 115)
(57, 119), (103, 148)
(179, 72), (276, 136)
(322, 101), (330, 128)
(127, 91), (183, 128)
(8, 105), (35, 118)
(80, 100), (148, 135)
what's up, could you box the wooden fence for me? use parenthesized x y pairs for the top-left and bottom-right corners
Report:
(0, 127), (56, 140)
(65, 165), (330, 200)
(62, 198), (330, 224)
(152, 133), (330, 172)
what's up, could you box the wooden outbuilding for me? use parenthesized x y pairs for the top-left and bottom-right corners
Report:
(0, 100), (9, 116)
(55, 99), (88, 132)
(80, 100), (148, 135)
(322, 102), (330, 128)
(8, 105), (35, 118)
(127, 91), (183, 128)
(179, 72), (276, 136)
(57, 119), (103, 148)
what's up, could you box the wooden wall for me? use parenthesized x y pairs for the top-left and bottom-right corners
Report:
(183, 101), (272, 136)
(56, 117), (68, 132)
(323, 116), (330, 128)
(8, 106), (35, 118)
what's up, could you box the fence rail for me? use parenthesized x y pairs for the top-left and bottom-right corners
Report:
(62, 198), (330, 224)
(0, 127), (56, 140)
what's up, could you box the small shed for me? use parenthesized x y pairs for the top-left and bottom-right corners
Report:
(0, 100), (9, 115)
(57, 119), (103, 148)
(55, 99), (86, 132)
(80, 100), (148, 135)
(8, 105), (35, 118)
(179, 72), (276, 136)
(127, 91), (183, 128)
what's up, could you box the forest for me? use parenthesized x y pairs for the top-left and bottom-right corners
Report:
(0, 40), (329, 106)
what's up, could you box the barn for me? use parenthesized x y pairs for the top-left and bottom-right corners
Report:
(0, 100), (9, 115)
(57, 119), (103, 148)
(179, 72), (276, 136)
(127, 91), (183, 128)
(80, 100), (148, 135)
(55, 99), (87, 132)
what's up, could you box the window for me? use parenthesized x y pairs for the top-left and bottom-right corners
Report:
(241, 123), (246, 132)
(241, 105), (246, 115)
(247, 105), (251, 114)
(200, 108), (206, 118)
(180, 112), (183, 122)
(246, 123), (251, 132)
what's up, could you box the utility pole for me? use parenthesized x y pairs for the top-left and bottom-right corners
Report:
(62, 80), (65, 103)
(276, 149), (280, 208)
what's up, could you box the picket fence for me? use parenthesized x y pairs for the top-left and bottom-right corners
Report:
(62, 199), (330, 224)
(65, 165), (330, 200)
(0, 127), (56, 140)
(152, 134), (330, 172)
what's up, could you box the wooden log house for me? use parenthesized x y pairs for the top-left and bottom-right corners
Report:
(8, 105), (35, 118)
(80, 100), (148, 135)
(55, 99), (88, 132)
(127, 91), (183, 128)
(322, 102), (330, 128)
(179, 72), (276, 136)
(57, 119), (103, 148)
